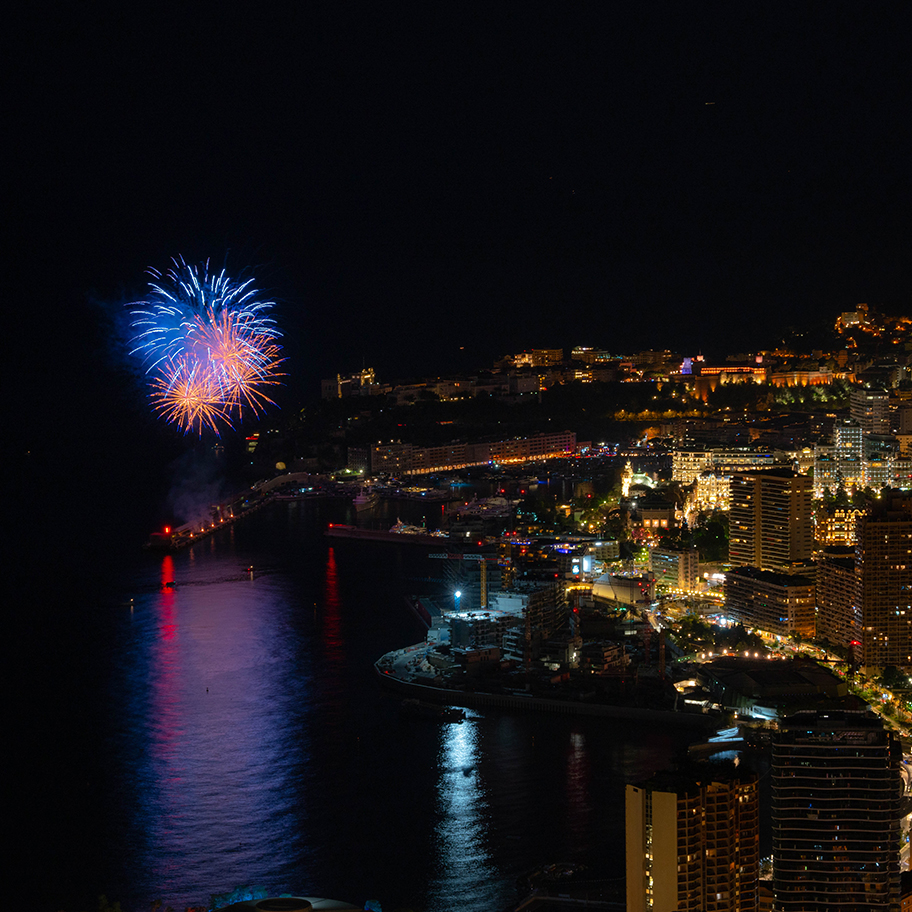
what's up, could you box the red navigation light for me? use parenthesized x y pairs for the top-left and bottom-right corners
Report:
(164, 526), (170, 534)
(850, 640), (861, 646)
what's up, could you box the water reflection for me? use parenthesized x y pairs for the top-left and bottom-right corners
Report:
(426, 718), (495, 910)
(565, 730), (592, 853)
(132, 552), (306, 901)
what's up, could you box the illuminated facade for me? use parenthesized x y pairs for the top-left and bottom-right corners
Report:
(772, 709), (900, 911)
(511, 348), (563, 367)
(815, 422), (906, 496)
(674, 448), (713, 484)
(814, 506), (863, 546)
(724, 567), (815, 637)
(850, 385), (891, 435)
(693, 471), (731, 512)
(369, 430), (577, 475)
(855, 493), (912, 670)
(626, 771), (760, 912)
(729, 469), (813, 574)
(592, 572), (656, 608)
(650, 546), (700, 593)
(768, 367), (834, 387)
(812, 446), (839, 499)
(672, 448), (781, 485)
(832, 419), (864, 490)
(815, 547), (859, 647)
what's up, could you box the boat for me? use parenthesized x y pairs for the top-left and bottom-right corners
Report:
(389, 519), (446, 537)
(399, 698), (465, 722)
(325, 523), (449, 545)
(352, 487), (379, 511)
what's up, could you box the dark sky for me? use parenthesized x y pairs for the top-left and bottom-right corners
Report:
(9, 3), (911, 411)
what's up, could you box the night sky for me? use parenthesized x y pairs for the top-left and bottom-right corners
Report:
(5, 10), (911, 904)
(9, 3), (911, 421)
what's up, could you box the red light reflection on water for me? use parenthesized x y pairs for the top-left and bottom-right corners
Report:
(150, 555), (180, 787)
(161, 554), (174, 586)
(159, 555), (177, 639)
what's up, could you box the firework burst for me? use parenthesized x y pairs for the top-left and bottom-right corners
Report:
(129, 257), (284, 434)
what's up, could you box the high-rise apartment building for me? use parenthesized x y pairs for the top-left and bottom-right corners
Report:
(855, 493), (912, 670)
(833, 418), (865, 490)
(729, 469), (813, 573)
(772, 709), (901, 911)
(724, 567), (815, 637)
(851, 385), (891, 436)
(815, 546), (859, 647)
(626, 768), (760, 912)
(651, 545), (700, 593)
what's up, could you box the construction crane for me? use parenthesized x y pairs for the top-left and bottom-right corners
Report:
(429, 551), (500, 609)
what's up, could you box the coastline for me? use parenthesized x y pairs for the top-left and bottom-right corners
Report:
(375, 647), (718, 730)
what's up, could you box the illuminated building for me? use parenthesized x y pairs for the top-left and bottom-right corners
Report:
(833, 419), (865, 490)
(772, 709), (901, 911)
(812, 446), (839, 499)
(894, 455), (912, 489)
(814, 505), (864, 546)
(724, 567), (815, 637)
(368, 430), (577, 475)
(691, 360), (768, 401)
(864, 435), (898, 489)
(586, 540), (620, 562)
(592, 572), (656, 608)
(370, 440), (415, 475)
(866, 454), (895, 490)
(815, 546), (859, 647)
(447, 609), (517, 650)
(622, 460), (634, 497)
(674, 448), (712, 484)
(672, 447), (782, 485)
(793, 446), (815, 476)
(320, 366), (380, 399)
(729, 469), (813, 574)
(768, 367), (834, 387)
(570, 346), (617, 366)
(633, 497), (676, 535)
(580, 639), (628, 674)
(651, 546), (700, 593)
(511, 348), (563, 367)
(495, 581), (568, 667)
(835, 302), (870, 331)
(692, 471), (731, 512)
(626, 769), (760, 912)
(850, 385), (891, 435)
(855, 492), (912, 670)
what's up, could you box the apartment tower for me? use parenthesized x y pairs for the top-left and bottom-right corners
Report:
(772, 709), (901, 911)
(855, 492), (912, 670)
(729, 468), (813, 573)
(626, 768), (760, 912)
